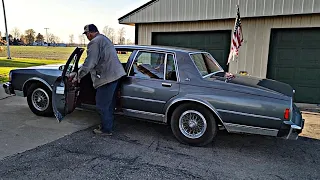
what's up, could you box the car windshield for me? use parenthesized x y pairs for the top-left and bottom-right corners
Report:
(190, 53), (223, 77)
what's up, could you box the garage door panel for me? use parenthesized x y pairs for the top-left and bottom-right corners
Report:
(276, 31), (302, 46)
(273, 67), (295, 81)
(294, 86), (320, 103)
(297, 68), (320, 81)
(268, 28), (320, 104)
(152, 31), (231, 71)
(301, 49), (320, 65)
(207, 50), (225, 62)
(302, 30), (320, 41)
(275, 48), (299, 64)
(279, 31), (302, 42)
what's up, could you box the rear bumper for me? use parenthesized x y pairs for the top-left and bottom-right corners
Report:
(279, 105), (305, 140)
(3, 82), (14, 95)
(285, 119), (305, 140)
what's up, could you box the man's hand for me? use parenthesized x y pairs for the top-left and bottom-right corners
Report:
(72, 75), (79, 83)
(68, 72), (79, 83)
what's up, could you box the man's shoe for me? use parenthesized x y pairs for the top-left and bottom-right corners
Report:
(93, 128), (112, 136)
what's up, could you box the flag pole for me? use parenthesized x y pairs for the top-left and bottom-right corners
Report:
(2, 0), (11, 59)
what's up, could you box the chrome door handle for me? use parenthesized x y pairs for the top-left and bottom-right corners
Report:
(162, 83), (172, 87)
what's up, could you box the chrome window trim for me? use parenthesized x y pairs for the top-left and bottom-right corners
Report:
(171, 52), (180, 82)
(203, 70), (224, 79)
(188, 52), (224, 78)
(164, 53), (168, 80)
(165, 53), (180, 82)
(217, 109), (282, 121)
(121, 96), (166, 103)
(127, 49), (180, 82)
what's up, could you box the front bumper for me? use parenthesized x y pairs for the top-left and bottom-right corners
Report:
(3, 82), (14, 95)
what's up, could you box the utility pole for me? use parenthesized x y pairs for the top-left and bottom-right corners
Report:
(2, 0), (11, 59)
(44, 27), (49, 43)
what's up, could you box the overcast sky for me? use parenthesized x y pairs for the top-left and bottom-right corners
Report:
(0, 0), (150, 43)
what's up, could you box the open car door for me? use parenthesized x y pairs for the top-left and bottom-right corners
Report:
(52, 47), (85, 122)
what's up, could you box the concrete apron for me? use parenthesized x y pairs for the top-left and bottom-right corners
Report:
(0, 85), (100, 160)
(296, 103), (320, 115)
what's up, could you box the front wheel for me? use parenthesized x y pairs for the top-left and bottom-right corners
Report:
(27, 83), (54, 117)
(170, 103), (218, 146)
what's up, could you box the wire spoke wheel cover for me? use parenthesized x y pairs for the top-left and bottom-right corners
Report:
(179, 110), (207, 139)
(31, 88), (49, 111)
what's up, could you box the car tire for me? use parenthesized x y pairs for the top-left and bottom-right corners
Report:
(170, 103), (217, 146)
(27, 83), (54, 117)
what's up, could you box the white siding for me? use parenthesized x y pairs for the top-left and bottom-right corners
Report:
(137, 14), (320, 78)
(119, 0), (320, 24)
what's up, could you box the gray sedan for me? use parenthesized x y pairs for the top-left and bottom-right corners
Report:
(3, 45), (304, 146)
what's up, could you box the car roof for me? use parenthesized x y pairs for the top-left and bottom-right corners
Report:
(114, 44), (206, 54)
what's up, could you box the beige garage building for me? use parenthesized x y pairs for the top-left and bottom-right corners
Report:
(118, 0), (320, 104)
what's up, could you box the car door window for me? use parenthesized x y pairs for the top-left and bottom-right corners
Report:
(131, 51), (166, 79)
(165, 54), (177, 81)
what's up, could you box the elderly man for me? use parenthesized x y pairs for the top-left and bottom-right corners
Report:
(76, 24), (126, 135)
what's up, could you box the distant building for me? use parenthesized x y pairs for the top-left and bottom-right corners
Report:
(33, 41), (45, 46)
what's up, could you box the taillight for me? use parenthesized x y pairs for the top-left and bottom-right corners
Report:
(284, 108), (290, 120)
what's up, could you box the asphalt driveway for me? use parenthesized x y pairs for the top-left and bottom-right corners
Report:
(0, 114), (319, 180)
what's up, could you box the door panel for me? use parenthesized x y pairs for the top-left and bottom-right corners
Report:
(121, 51), (179, 116)
(52, 47), (84, 122)
(121, 78), (179, 114)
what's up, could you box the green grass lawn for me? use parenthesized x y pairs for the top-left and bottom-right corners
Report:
(0, 46), (80, 60)
(0, 46), (131, 83)
(0, 58), (66, 83)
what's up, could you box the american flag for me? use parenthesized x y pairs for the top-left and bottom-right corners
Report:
(227, 5), (243, 64)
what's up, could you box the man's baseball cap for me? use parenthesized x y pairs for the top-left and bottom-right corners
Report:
(83, 24), (99, 34)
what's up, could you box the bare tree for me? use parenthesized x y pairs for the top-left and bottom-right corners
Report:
(126, 38), (133, 45)
(48, 33), (60, 44)
(82, 35), (86, 46)
(103, 26), (110, 37)
(78, 35), (83, 46)
(69, 34), (74, 44)
(11, 27), (20, 39)
(118, 27), (126, 45)
(55, 36), (61, 43)
(102, 26), (116, 43)
(109, 28), (115, 43)
(78, 34), (86, 46)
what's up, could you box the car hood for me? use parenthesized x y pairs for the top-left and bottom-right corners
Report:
(206, 73), (294, 98)
(24, 64), (63, 70)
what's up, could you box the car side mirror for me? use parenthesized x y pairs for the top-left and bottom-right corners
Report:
(59, 65), (65, 71)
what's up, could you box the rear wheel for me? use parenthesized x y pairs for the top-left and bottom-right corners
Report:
(27, 83), (53, 117)
(170, 103), (217, 146)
